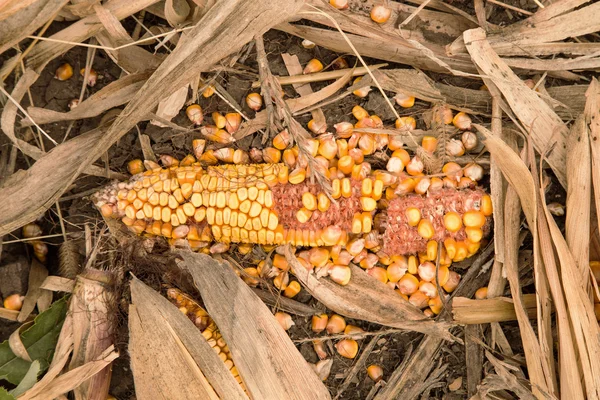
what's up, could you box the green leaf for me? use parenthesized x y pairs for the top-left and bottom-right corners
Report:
(0, 297), (68, 385)
(0, 386), (15, 400)
(9, 360), (41, 397)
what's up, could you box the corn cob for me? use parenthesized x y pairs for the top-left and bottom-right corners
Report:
(166, 288), (245, 389)
(93, 159), (489, 254)
(94, 108), (492, 301)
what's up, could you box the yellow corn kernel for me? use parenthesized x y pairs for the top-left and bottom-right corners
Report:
(337, 155), (355, 175)
(302, 192), (317, 211)
(128, 159), (145, 175)
(481, 195), (493, 216)
(331, 179), (341, 199)
(465, 227), (483, 243)
(421, 136), (438, 153)
(284, 281), (301, 298)
(463, 210), (486, 228)
(360, 197), (377, 212)
(444, 238), (457, 260)
(352, 105), (369, 120)
(273, 130), (291, 150)
(297, 208), (313, 223)
(289, 168), (306, 184)
(351, 213), (362, 234)
(443, 212), (462, 232)
(341, 178), (352, 198)
(405, 207), (421, 227)
(426, 240), (438, 262)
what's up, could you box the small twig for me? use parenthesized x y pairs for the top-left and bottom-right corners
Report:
(254, 35), (281, 141)
(293, 328), (408, 344)
(130, 14), (172, 53)
(4, 6), (62, 80)
(25, 26), (194, 51)
(55, 202), (68, 243)
(145, 112), (192, 132)
(399, 0), (431, 27)
(530, 0), (545, 8)
(3, 233), (68, 244)
(334, 333), (384, 400)
(131, 10), (146, 41)
(485, 0), (533, 15)
(64, 39), (97, 142)
(251, 64), (388, 88)
(211, 81), (252, 122)
(59, 187), (102, 202)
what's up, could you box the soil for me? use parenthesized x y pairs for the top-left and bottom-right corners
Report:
(0, 3), (559, 398)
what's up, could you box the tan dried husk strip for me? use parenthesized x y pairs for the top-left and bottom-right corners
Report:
(0, 0), (69, 55)
(539, 182), (600, 399)
(69, 270), (116, 400)
(587, 79), (600, 272)
(451, 294), (537, 324)
(565, 116), (591, 284)
(25, 0), (161, 72)
(475, 124), (556, 398)
(0, 69), (126, 180)
(464, 28), (568, 188)
(527, 145), (577, 399)
(0, 0), (305, 236)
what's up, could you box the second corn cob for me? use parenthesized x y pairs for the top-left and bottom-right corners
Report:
(166, 288), (245, 389)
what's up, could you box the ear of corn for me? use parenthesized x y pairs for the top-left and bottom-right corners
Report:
(94, 113), (491, 315)
(95, 158), (489, 254)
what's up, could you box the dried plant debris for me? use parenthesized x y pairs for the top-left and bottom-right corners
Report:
(3, 0), (600, 398)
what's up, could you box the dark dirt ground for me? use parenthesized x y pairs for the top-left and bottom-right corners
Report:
(0, 2), (568, 398)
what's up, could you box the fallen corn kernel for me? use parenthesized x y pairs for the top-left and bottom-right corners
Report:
(330, 0), (349, 9)
(421, 136), (438, 153)
(462, 131), (478, 150)
(3, 294), (24, 311)
(394, 92), (415, 108)
(352, 76), (371, 98)
(55, 63), (73, 80)
(186, 104), (203, 125)
(275, 311), (295, 330)
(246, 93), (263, 111)
(367, 365), (384, 382)
(284, 281), (301, 298)
(475, 286), (488, 299)
(352, 105), (369, 121)
(326, 314), (347, 334)
(80, 67), (98, 86)
(336, 339), (359, 359)
(370, 4), (392, 23)
(446, 139), (465, 157)
(312, 314), (329, 333)
(303, 59), (324, 74)
(452, 112), (472, 130)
